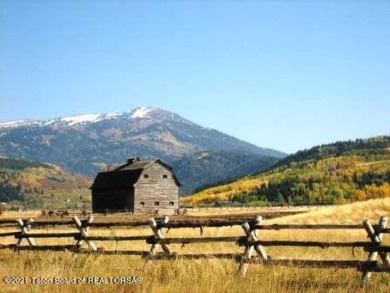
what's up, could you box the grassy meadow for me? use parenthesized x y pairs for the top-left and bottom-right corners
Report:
(1, 200), (390, 292)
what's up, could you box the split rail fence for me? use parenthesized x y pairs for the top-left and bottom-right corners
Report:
(1, 215), (390, 285)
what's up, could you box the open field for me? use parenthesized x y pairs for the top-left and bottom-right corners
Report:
(1, 200), (390, 292)
(0, 205), (313, 218)
(266, 198), (390, 224)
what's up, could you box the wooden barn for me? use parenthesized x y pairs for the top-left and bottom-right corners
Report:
(90, 158), (180, 214)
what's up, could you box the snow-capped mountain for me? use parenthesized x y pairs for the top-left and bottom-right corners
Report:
(0, 107), (190, 128)
(0, 119), (39, 129)
(0, 114), (111, 128)
(0, 107), (285, 193)
(130, 106), (155, 119)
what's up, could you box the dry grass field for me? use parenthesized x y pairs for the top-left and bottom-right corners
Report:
(1, 200), (390, 293)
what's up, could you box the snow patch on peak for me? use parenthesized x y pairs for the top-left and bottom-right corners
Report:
(61, 113), (103, 126)
(0, 120), (32, 128)
(106, 112), (121, 119)
(130, 107), (156, 119)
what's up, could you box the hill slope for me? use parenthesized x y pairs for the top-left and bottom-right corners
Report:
(173, 150), (280, 195)
(266, 198), (390, 224)
(0, 157), (92, 209)
(183, 136), (390, 205)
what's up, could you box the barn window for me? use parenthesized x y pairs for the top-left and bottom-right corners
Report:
(169, 201), (174, 206)
(140, 202), (145, 206)
(154, 201), (159, 206)
(162, 174), (168, 179)
(143, 174), (149, 179)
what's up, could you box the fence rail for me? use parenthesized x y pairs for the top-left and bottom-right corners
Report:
(1, 215), (390, 286)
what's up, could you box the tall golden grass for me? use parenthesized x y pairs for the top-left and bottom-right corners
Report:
(1, 199), (390, 292)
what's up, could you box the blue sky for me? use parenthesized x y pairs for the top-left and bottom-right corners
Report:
(1, 1), (389, 153)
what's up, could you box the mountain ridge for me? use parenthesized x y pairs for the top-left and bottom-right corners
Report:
(0, 107), (285, 193)
(0, 107), (213, 129)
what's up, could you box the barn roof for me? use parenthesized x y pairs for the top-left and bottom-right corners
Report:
(113, 158), (153, 171)
(90, 169), (143, 190)
(90, 158), (181, 190)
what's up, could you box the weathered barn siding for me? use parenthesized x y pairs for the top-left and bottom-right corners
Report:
(134, 162), (179, 214)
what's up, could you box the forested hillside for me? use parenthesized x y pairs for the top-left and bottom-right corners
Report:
(0, 158), (91, 209)
(182, 136), (390, 205)
(174, 150), (279, 194)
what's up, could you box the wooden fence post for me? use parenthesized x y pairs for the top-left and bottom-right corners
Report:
(239, 215), (268, 275)
(148, 216), (172, 256)
(361, 216), (388, 286)
(73, 215), (97, 251)
(16, 219), (36, 248)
